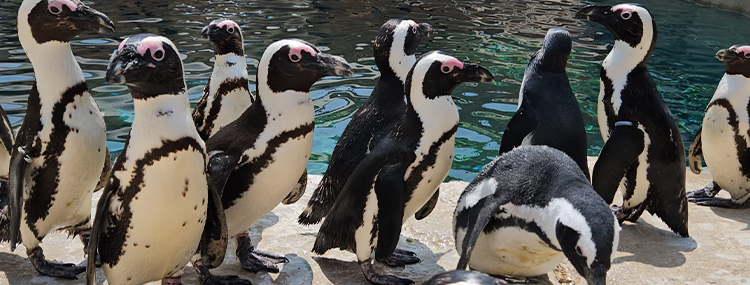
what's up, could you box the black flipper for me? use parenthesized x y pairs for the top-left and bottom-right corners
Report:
(592, 125), (645, 204)
(86, 172), (117, 285)
(498, 105), (538, 155)
(456, 192), (506, 271)
(688, 127), (703, 175)
(95, 148), (112, 191)
(373, 163), (408, 262)
(200, 175), (229, 269)
(206, 152), (241, 197)
(283, 168), (307, 205)
(9, 146), (31, 251)
(414, 188), (439, 220)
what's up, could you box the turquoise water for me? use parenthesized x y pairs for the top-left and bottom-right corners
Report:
(0, 0), (748, 181)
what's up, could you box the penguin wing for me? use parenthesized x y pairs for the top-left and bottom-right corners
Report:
(283, 168), (307, 205)
(688, 127), (703, 174)
(206, 152), (242, 197)
(373, 160), (410, 262)
(0, 106), (14, 158)
(94, 148), (112, 192)
(499, 105), (538, 155)
(200, 171), (229, 268)
(414, 188), (439, 220)
(456, 191), (507, 270)
(86, 173), (117, 285)
(592, 125), (645, 204)
(7, 145), (28, 249)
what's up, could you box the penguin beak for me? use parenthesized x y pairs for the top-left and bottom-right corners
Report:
(307, 53), (354, 77)
(417, 23), (434, 40)
(105, 48), (147, 85)
(716, 48), (743, 63)
(584, 266), (607, 285)
(70, 4), (115, 34)
(575, 5), (614, 25)
(455, 64), (495, 83)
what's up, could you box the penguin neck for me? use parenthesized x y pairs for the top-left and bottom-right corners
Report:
(407, 91), (459, 131)
(386, 52), (416, 84)
(132, 92), (197, 138)
(255, 82), (314, 123)
(211, 53), (249, 82)
(23, 40), (86, 100)
(714, 73), (750, 100)
(602, 36), (654, 79)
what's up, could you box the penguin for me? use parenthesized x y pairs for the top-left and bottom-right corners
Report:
(0, 105), (15, 241)
(299, 19), (434, 225)
(85, 34), (228, 285)
(313, 51), (494, 285)
(687, 45), (750, 208)
(576, 3), (689, 237)
(454, 146), (619, 285)
(1, 0), (113, 279)
(499, 28), (589, 180)
(198, 39), (354, 277)
(424, 270), (507, 285)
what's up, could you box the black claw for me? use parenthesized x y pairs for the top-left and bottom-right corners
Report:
(28, 247), (86, 279)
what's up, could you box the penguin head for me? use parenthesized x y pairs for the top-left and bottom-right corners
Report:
(405, 51), (494, 101)
(374, 19), (434, 81)
(105, 34), (186, 99)
(201, 19), (244, 56)
(576, 3), (656, 65)
(529, 28), (572, 73)
(556, 204), (620, 285)
(258, 39), (353, 93)
(18, 0), (115, 44)
(716, 45), (750, 78)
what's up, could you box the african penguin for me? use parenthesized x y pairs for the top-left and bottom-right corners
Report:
(1, 0), (113, 279)
(200, 39), (353, 277)
(499, 28), (589, 180)
(688, 45), (750, 208)
(424, 270), (507, 285)
(86, 34), (227, 285)
(454, 146), (619, 285)
(576, 3), (689, 237)
(0, 105), (15, 241)
(313, 51), (494, 285)
(299, 19), (434, 225)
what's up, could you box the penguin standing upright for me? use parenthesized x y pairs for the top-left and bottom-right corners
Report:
(196, 39), (353, 278)
(1, 0), (114, 278)
(576, 4), (689, 237)
(85, 34), (227, 285)
(499, 28), (589, 180)
(313, 51), (494, 285)
(688, 45), (750, 208)
(299, 19), (433, 225)
(453, 146), (619, 285)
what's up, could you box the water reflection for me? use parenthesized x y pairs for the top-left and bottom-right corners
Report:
(0, 0), (748, 181)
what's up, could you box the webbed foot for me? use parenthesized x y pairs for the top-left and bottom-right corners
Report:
(385, 248), (420, 267)
(28, 247), (85, 279)
(236, 235), (288, 273)
(195, 260), (253, 285)
(687, 182), (721, 200)
(689, 196), (739, 208)
(360, 259), (413, 285)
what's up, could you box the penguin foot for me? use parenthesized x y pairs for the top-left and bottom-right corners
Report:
(687, 182), (721, 199)
(385, 249), (420, 267)
(28, 247), (85, 279)
(360, 260), (414, 285)
(195, 260), (253, 285)
(236, 235), (287, 273)
(688, 196), (738, 208)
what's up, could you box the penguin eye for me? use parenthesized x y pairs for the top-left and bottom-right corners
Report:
(441, 65), (453, 74)
(744, 53), (750, 59)
(226, 25), (235, 34)
(412, 25), (418, 34)
(575, 245), (583, 256)
(49, 5), (62, 14)
(151, 48), (165, 61)
(289, 53), (301, 62)
(620, 11), (632, 20)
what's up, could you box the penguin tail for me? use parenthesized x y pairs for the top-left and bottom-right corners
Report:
(652, 194), (690, 237)
(298, 175), (342, 225)
(311, 213), (356, 255)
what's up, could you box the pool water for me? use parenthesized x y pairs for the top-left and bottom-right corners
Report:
(0, 0), (748, 181)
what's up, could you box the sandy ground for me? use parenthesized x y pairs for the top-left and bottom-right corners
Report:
(1, 158), (749, 285)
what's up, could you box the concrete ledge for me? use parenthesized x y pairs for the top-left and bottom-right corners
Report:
(685, 0), (750, 17)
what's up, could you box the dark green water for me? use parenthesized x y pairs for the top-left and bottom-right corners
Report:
(0, 0), (748, 181)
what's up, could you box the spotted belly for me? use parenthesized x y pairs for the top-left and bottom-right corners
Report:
(702, 105), (750, 200)
(403, 136), (455, 219)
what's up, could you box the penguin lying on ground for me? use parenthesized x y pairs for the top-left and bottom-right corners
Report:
(0, 105), (14, 241)
(299, 19), (434, 225)
(313, 51), (494, 285)
(1, 0), (113, 279)
(197, 39), (353, 279)
(424, 270), (507, 285)
(688, 45), (750, 208)
(499, 28), (589, 180)
(576, 3), (689, 237)
(454, 146), (619, 285)
(86, 34), (228, 285)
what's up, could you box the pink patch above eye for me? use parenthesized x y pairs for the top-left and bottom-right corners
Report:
(136, 40), (164, 57)
(735, 46), (750, 55)
(217, 20), (236, 30)
(118, 38), (128, 50)
(411, 22), (418, 34)
(442, 59), (464, 72)
(49, 0), (77, 13)
(289, 45), (317, 60)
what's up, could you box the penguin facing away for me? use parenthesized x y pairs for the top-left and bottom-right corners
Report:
(85, 34), (228, 285)
(424, 270), (508, 285)
(0, 106), (15, 241)
(576, 3), (689, 237)
(199, 39), (353, 278)
(313, 51), (494, 285)
(688, 45), (750, 208)
(454, 146), (619, 285)
(299, 19), (434, 225)
(2, 0), (114, 279)
(499, 27), (589, 180)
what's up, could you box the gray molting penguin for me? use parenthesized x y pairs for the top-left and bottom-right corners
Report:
(313, 51), (494, 285)
(0, 106), (15, 241)
(499, 28), (589, 180)
(454, 146), (619, 285)
(299, 19), (434, 225)
(1, 0), (113, 279)
(424, 270), (507, 285)
(199, 39), (353, 278)
(688, 45), (750, 208)
(576, 3), (689, 237)
(85, 34), (228, 285)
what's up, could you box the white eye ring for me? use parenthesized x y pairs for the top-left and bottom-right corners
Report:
(621, 11), (632, 20)
(744, 53), (750, 59)
(151, 48), (165, 61)
(575, 245), (583, 256)
(49, 5), (62, 15)
(289, 53), (301, 62)
(412, 26), (418, 34)
(441, 65), (453, 74)
(227, 26), (235, 34)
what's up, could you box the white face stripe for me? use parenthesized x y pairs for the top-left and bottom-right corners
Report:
(549, 198), (597, 267)
(389, 20), (418, 83)
(257, 39), (314, 93)
(459, 178), (497, 211)
(409, 52), (460, 98)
